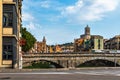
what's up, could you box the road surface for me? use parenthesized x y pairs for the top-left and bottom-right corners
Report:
(0, 69), (120, 80)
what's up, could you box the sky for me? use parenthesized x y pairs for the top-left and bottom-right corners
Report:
(22, 0), (120, 45)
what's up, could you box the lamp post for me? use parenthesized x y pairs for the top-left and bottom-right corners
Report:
(19, 51), (22, 69)
(19, 38), (26, 69)
(114, 50), (117, 67)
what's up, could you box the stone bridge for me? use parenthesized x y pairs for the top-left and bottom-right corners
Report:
(22, 52), (120, 68)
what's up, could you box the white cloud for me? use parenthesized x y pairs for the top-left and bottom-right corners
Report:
(40, 0), (51, 8)
(24, 22), (36, 30)
(39, 0), (64, 11)
(22, 12), (38, 30)
(22, 0), (37, 30)
(22, 13), (34, 22)
(61, 0), (120, 22)
(23, 22), (42, 30)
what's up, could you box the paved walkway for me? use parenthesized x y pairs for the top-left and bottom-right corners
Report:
(0, 68), (120, 80)
(0, 67), (120, 73)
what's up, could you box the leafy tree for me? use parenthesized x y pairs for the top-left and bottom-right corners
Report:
(21, 27), (36, 52)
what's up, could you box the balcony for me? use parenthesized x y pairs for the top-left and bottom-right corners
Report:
(3, 27), (13, 35)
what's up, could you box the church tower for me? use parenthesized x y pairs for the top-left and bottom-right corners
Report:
(43, 36), (46, 42)
(81, 25), (91, 39)
(85, 25), (90, 35)
(42, 36), (47, 53)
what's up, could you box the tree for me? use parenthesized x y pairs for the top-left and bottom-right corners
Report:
(21, 27), (36, 52)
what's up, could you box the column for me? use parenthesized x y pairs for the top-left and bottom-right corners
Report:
(0, 0), (2, 67)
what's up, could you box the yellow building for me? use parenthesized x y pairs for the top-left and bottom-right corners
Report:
(33, 37), (47, 53)
(91, 35), (103, 50)
(0, 0), (22, 68)
(47, 46), (54, 53)
(55, 45), (62, 53)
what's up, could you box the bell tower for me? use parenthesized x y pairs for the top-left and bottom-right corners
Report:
(85, 25), (90, 35)
(43, 36), (46, 42)
(42, 36), (46, 53)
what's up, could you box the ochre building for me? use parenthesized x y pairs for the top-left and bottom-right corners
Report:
(33, 37), (47, 53)
(0, 0), (22, 68)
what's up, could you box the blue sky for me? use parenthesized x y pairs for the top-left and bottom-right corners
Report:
(22, 0), (120, 45)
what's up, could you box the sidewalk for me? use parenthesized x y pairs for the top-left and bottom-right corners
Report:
(0, 67), (120, 73)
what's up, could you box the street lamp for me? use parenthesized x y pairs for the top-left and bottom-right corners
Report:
(114, 50), (117, 67)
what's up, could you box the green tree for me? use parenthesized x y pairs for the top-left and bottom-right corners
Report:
(21, 27), (36, 52)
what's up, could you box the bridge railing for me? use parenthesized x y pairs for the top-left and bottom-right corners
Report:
(22, 52), (120, 58)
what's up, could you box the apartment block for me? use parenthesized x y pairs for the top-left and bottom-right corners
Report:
(0, 0), (22, 68)
(104, 35), (120, 50)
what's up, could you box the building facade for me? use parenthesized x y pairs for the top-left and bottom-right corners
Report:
(61, 45), (74, 52)
(0, 0), (22, 68)
(91, 35), (103, 50)
(33, 37), (47, 53)
(47, 43), (74, 53)
(55, 45), (62, 53)
(104, 35), (120, 50)
(47, 46), (54, 53)
(74, 25), (103, 52)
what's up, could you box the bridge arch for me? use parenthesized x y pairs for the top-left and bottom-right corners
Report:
(24, 59), (64, 68)
(76, 59), (120, 67)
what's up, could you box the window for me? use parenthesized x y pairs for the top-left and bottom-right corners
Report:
(3, 45), (13, 60)
(3, 12), (13, 27)
(3, 37), (13, 60)
(98, 39), (100, 49)
(3, 5), (13, 27)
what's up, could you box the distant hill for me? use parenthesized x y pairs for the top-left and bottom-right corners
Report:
(49, 42), (74, 47)
(59, 42), (74, 47)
